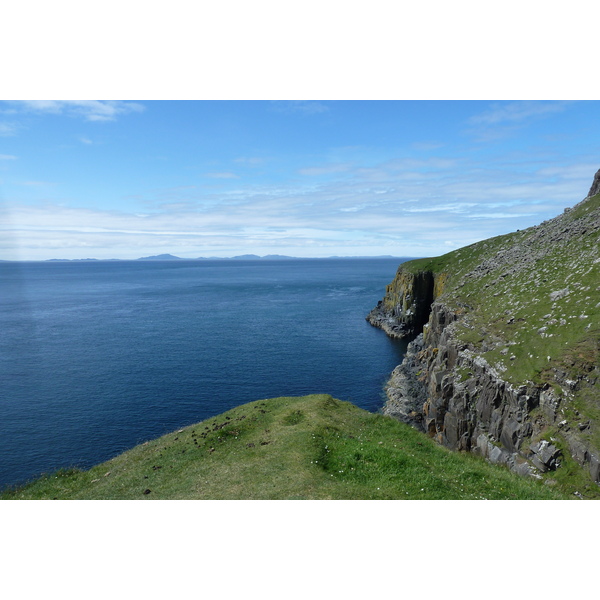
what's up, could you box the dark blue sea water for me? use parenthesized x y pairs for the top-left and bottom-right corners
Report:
(0, 258), (407, 490)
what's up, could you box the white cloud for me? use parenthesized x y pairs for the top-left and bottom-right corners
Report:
(404, 202), (478, 214)
(0, 154), (17, 160)
(339, 204), (370, 213)
(10, 100), (145, 122)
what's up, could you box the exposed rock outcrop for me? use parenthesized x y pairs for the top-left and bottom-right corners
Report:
(366, 269), (444, 338)
(368, 173), (600, 489)
(588, 167), (600, 198)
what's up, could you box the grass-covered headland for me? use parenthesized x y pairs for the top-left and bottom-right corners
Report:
(1, 394), (572, 500)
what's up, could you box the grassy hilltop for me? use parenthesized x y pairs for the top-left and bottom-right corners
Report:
(2, 395), (570, 500)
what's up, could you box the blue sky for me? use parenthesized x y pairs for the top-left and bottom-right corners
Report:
(1, 100), (599, 260)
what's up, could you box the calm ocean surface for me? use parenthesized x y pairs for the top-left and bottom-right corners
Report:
(0, 258), (408, 490)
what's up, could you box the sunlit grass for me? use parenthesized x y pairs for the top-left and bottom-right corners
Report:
(1, 395), (574, 500)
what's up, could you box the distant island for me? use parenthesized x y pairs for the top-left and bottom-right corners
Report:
(36, 254), (408, 262)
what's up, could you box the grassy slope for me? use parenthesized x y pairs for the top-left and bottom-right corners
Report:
(404, 194), (599, 390)
(1, 395), (570, 500)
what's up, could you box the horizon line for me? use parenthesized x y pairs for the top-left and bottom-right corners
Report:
(1, 253), (422, 263)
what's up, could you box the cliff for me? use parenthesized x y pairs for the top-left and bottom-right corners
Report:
(368, 169), (600, 494)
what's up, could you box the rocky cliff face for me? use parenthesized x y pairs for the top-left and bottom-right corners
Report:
(368, 171), (600, 492)
(366, 269), (438, 338)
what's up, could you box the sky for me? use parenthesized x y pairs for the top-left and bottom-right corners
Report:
(1, 99), (599, 260)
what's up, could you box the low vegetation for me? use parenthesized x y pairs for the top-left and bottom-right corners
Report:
(439, 193), (599, 390)
(1, 395), (573, 500)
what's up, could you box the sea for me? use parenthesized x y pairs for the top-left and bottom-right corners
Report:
(0, 258), (409, 490)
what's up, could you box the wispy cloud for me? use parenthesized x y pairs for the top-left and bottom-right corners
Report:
(465, 101), (570, 142)
(0, 122), (19, 136)
(403, 202), (478, 214)
(299, 163), (352, 176)
(0, 154), (17, 160)
(234, 156), (267, 166)
(9, 100), (145, 122)
(469, 101), (568, 126)
(535, 163), (599, 181)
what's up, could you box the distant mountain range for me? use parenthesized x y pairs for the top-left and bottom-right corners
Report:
(38, 253), (407, 262)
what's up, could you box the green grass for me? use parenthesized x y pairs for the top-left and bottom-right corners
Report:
(1, 395), (575, 500)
